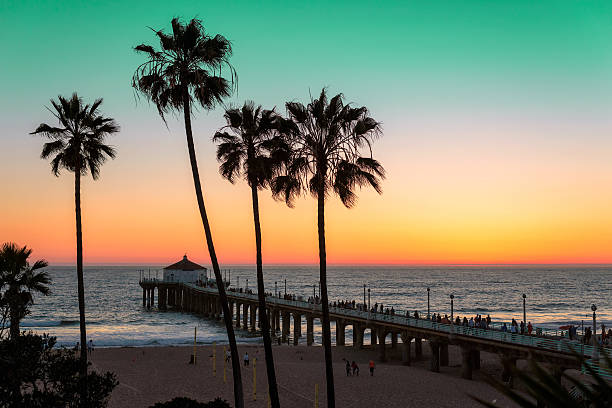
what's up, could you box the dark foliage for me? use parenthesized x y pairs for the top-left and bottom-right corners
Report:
(0, 333), (117, 408)
(132, 17), (236, 122)
(149, 397), (231, 408)
(0, 242), (50, 339)
(475, 353), (612, 407)
(272, 88), (385, 208)
(32, 93), (119, 179)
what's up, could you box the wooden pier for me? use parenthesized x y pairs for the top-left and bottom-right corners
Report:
(140, 279), (611, 382)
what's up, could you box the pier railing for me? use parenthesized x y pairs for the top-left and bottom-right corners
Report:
(185, 284), (611, 359)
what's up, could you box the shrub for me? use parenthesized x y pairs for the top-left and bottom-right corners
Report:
(0, 333), (117, 407)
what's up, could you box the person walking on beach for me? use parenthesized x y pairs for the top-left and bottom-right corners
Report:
(346, 360), (352, 376)
(243, 352), (249, 366)
(88, 339), (94, 355)
(226, 349), (231, 362)
(351, 361), (359, 376)
(369, 360), (375, 376)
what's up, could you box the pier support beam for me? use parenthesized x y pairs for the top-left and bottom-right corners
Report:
(250, 305), (257, 331)
(243, 304), (249, 329)
(429, 340), (440, 373)
(275, 311), (280, 333)
(281, 312), (290, 343)
(293, 313), (301, 345)
(472, 350), (481, 370)
(306, 315), (314, 346)
(268, 308), (275, 336)
(415, 338), (423, 359)
(377, 328), (387, 362)
(401, 332), (413, 366)
(501, 357), (517, 388)
(353, 325), (364, 349)
(461, 347), (473, 380)
(235, 302), (241, 328)
(440, 343), (449, 367)
(336, 319), (346, 346)
(391, 332), (398, 349)
(370, 329), (377, 346)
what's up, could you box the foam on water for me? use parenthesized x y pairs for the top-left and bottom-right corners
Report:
(23, 265), (612, 347)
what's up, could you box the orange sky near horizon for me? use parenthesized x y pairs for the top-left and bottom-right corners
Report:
(3, 121), (612, 266)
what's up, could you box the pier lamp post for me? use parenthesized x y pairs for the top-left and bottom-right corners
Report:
(284, 279), (287, 296)
(368, 288), (371, 311)
(275, 281), (278, 297)
(592, 304), (599, 363)
(522, 294), (527, 325)
(313, 284), (316, 299)
(450, 294), (454, 323)
(363, 284), (366, 309)
(427, 288), (430, 319)
(246, 278), (248, 292)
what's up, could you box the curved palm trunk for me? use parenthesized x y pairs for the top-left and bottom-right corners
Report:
(75, 169), (88, 405)
(317, 179), (335, 408)
(181, 90), (244, 408)
(250, 184), (281, 408)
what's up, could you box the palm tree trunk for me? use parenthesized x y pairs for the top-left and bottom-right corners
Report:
(9, 297), (19, 339)
(74, 168), (88, 405)
(318, 179), (335, 408)
(181, 89), (244, 408)
(250, 184), (281, 408)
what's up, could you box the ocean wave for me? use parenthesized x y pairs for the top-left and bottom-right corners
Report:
(20, 319), (85, 328)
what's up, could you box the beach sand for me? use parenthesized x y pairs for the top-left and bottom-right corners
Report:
(90, 342), (523, 408)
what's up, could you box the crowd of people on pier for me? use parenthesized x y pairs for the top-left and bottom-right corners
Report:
(198, 279), (610, 347)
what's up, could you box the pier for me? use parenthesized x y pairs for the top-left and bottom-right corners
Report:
(139, 278), (611, 382)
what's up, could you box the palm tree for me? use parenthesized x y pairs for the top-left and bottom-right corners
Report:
(131, 18), (244, 408)
(273, 89), (385, 408)
(0, 243), (50, 339)
(31, 93), (119, 403)
(214, 102), (289, 408)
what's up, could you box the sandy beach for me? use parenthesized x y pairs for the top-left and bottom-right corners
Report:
(90, 342), (520, 408)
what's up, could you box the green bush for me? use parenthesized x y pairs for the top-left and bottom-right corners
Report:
(0, 333), (117, 407)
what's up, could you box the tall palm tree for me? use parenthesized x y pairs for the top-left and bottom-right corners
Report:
(273, 89), (385, 408)
(0, 243), (50, 339)
(131, 18), (244, 408)
(32, 93), (119, 403)
(214, 102), (289, 408)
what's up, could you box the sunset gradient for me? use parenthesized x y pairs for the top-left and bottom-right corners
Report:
(1, 0), (611, 265)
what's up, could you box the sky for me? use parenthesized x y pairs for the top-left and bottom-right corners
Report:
(1, 0), (612, 265)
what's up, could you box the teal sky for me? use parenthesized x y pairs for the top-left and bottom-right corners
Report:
(2, 0), (612, 264)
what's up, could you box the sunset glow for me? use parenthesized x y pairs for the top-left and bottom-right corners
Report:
(2, 0), (611, 265)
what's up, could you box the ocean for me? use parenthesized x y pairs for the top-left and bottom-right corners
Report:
(22, 265), (612, 348)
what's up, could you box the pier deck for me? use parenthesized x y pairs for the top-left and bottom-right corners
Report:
(139, 279), (612, 381)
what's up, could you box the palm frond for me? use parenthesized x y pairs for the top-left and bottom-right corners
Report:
(33, 93), (119, 179)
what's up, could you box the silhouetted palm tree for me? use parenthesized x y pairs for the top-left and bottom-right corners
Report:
(0, 243), (50, 339)
(273, 89), (385, 408)
(131, 18), (244, 408)
(32, 93), (119, 403)
(214, 102), (289, 408)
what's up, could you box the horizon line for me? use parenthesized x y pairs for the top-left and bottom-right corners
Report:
(46, 262), (612, 267)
